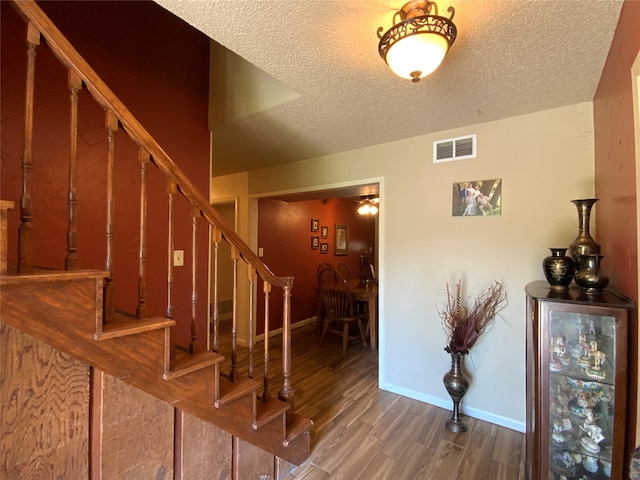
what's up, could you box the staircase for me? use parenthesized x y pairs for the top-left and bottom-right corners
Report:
(0, 1), (312, 478)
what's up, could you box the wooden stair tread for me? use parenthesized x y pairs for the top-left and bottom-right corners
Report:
(2, 269), (313, 464)
(0, 267), (108, 284)
(253, 397), (291, 430)
(95, 314), (175, 341)
(215, 377), (259, 408)
(163, 350), (224, 380)
(284, 413), (314, 447)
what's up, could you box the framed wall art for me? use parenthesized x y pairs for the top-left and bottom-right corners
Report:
(334, 224), (349, 255)
(311, 236), (319, 250)
(321, 226), (329, 238)
(452, 178), (502, 217)
(320, 243), (329, 254)
(311, 218), (319, 232)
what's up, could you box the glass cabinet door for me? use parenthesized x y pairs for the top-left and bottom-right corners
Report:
(543, 307), (616, 479)
(526, 281), (633, 480)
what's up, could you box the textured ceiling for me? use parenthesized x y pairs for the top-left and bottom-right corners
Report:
(154, 0), (623, 177)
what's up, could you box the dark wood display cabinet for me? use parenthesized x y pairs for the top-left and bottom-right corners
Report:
(525, 281), (635, 480)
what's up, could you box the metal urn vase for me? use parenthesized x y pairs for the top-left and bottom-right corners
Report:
(443, 352), (470, 432)
(569, 199), (601, 259)
(542, 248), (575, 288)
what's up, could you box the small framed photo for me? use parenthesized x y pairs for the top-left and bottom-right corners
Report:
(320, 242), (329, 254)
(311, 236), (319, 250)
(311, 218), (319, 232)
(321, 226), (329, 238)
(453, 178), (502, 217)
(334, 224), (349, 255)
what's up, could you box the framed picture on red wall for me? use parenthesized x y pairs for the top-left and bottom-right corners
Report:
(311, 236), (319, 250)
(320, 243), (329, 254)
(321, 226), (329, 238)
(335, 224), (349, 255)
(311, 218), (319, 232)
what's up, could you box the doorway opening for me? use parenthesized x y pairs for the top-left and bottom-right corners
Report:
(253, 179), (382, 353)
(207, 198), (237, 348)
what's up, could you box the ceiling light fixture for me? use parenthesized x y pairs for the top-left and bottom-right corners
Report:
(358, 197), (379, 216)
(377, 0), (457, 83)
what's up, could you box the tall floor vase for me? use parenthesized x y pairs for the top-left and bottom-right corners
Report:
(443, 352), (470, 432)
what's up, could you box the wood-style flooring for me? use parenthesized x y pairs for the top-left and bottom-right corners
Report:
(215, 321), (526, 480)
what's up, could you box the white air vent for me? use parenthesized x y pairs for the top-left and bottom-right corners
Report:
(433, 134), (476, 163)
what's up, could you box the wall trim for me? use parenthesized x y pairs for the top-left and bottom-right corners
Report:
(237, 316), (317, 347)
(379, 381), (526, 433)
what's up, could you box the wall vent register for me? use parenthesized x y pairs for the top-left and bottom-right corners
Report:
(433, 134), (476, 163)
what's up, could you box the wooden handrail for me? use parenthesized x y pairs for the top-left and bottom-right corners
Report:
(10, 0), (288, 289)
(9, 0), (297, 412)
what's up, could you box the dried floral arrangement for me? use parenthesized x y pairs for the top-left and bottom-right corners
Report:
(438, 279), (507, 355)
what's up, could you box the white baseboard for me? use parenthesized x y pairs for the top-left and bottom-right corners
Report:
(256, 316), (317, 342)
(236, 317), (317, 347)
(379, 381), (525, 433)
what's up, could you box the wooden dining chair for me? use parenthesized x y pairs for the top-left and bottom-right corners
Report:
(335, 262), (354, 281)
(318, 264), (342, 287)
(317, 262), (335, 284)
(319, 281), (367, 354)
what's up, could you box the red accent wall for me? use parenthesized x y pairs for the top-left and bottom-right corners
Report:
(1, 1), (211, 350)
(593, 0), (639, 301)
(256, 198), (376, 334)
(593, 0), (640, 463)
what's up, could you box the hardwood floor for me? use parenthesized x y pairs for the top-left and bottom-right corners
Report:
(215, 321), (526, 479)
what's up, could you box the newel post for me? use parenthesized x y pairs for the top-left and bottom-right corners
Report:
(278, 277), (295, 408)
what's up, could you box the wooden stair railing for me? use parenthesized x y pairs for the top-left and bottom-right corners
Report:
(7, 0), (301, 441)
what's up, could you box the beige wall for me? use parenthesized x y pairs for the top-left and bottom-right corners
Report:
(211, 172), (251, 345)
(217, 103), (595, 429)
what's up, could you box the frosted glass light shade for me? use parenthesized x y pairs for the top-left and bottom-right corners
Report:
(377, 1), (457, 83)
(385, 33), (449, 81)
(358, 204), (371, 215)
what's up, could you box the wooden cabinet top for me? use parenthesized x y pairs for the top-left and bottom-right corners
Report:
(525, 281), (635, 310)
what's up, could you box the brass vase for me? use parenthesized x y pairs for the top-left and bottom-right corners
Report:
(569, 199), (601, 259)
(443, 352), (470, 432)
(574, 254), (609, 292)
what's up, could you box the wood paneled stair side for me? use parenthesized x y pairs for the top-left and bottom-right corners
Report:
(0, 269), (313, 466)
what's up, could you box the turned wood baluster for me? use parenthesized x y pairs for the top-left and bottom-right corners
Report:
(248, 266), (256, 380)
(103, 110), (118, 325)
(136, 147), (149, 319)
(166, 180), (176, 362)
(211, 226), (222, 353)
(279, 278), (295, 408)
(18, 23), (40, 273)
(229, 245), (240, 382)
(189, 205), (199, 354)
(166, 180), (176, 320)
(262, 281), (272, 402)
(65, 70), (82, 271)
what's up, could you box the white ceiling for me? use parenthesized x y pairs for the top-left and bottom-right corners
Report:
(154, 0), (623, 178)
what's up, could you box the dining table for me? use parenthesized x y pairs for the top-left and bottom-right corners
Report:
(347, 280), (378, 350)
(316, 279), (378, 350)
